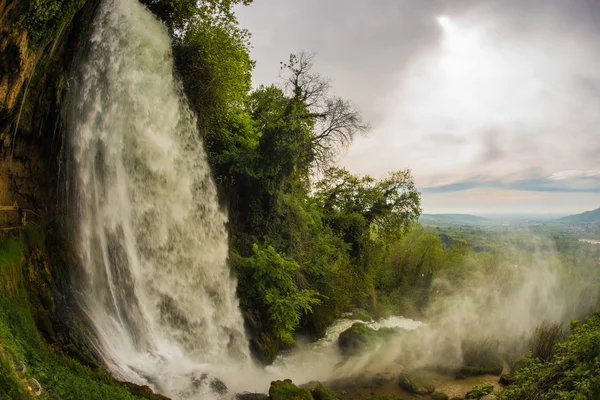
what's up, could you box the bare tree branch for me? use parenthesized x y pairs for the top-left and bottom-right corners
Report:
(280, 51), (370, 171)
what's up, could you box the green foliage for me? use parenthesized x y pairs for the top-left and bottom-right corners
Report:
(431, 392), (450, 400)
(309, 383), (342, 400)
(315, 167), (421, 236)
(141, 0), (253, 33)
(0, 236), (23, 294)
(0, 345), (26, 399)
(500, 314), (600, 399)
(338, 323), (401, 357)
(234, 244), (321, 344)
(465, 383), (494, 399)
(351, 308), (373, 322)
(20, 0), (86, 44)
(176, 17), (253, 129)
(0, 231), (167, 400)
(365, 395), (405, 400)
(397, 370), (434, 395)
(375, 226), (444, 316)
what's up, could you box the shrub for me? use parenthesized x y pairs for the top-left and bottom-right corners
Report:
(500, 314), (600, 399)
(352, 308), (372, 322)
(465, 382), (494, 399)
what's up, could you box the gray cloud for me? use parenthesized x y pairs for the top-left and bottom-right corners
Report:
(236, 0), (600, 212)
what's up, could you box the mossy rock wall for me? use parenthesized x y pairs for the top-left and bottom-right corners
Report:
(0, 0), (99, 226)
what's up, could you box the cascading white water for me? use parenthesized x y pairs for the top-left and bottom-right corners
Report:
(67, 0), (250, 397)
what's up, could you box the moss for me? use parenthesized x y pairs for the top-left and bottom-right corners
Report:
(0, 231), (166, 399)
(338, 322), (401, 356)
(0, 236), (23, 293)
(465, 383), (494, 399)
(269, 379), (314, 400)
(18, 0), (87, 46)
(309, 383), (341, 400)
(397, 370), (434, 395)
(0, 345), (27, 399)
(351, 308), (372, 322)
(431, 392), (450, 400)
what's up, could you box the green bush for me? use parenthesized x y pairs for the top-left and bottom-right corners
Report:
(351, 308), (372, 322)
(500, 314), (600, 399)
(309, 383), (341, 400)
(20, 0), (86, 44)
(234, 244), (321, 345)
(465, 382), (494, 399)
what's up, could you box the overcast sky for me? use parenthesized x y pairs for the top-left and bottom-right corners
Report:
(234, 0), (600, 215)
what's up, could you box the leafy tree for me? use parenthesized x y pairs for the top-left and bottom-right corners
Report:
(175, 15), (253, 133)
(234, 244), (321, 345)
(315, 167), (421, 238)
(140, 0), (253, 33)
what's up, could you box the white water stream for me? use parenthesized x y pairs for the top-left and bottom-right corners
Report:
(68, 0), (251, 397)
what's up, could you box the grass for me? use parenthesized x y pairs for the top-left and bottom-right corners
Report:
(461, 336), (503, 376)
(527, 320), (565, 363)
(0, 227), (167, 400)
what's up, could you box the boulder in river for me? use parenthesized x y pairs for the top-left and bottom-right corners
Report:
(431, 392), (450, 400)
(498, 373), (515, 385)
(269, 379), (313, 400)
(236, 392), (268, 400)
(338, 322), (400, 356)
(397, 370), (434, 395)
(465, 382), (494, 399)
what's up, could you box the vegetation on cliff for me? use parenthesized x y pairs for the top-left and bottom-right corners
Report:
(0, 226), (169, 399)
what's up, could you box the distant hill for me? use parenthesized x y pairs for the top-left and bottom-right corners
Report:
(420, 213), (488, 223)
(558, 207), (600, 223)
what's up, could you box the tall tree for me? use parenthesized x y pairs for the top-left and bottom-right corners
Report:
(281, 52), (370, 171)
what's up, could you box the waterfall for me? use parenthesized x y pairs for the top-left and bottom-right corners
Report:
(66, 0), (250, 397)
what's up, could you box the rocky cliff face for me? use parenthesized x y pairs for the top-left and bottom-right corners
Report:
(0, 0), (97, 228)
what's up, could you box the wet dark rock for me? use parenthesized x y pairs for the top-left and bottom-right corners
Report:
(269, 379), (313, 400)
(210, 378), (228, 395)
(119, 381), (171, 400)
(338, 322), (400, 356)
(498, 373), (515, 385)
(397, 370), (434, 395)
(431, 392), (450, 400)
(236, 392), (268, 400)
(465, 383), (494, 399)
